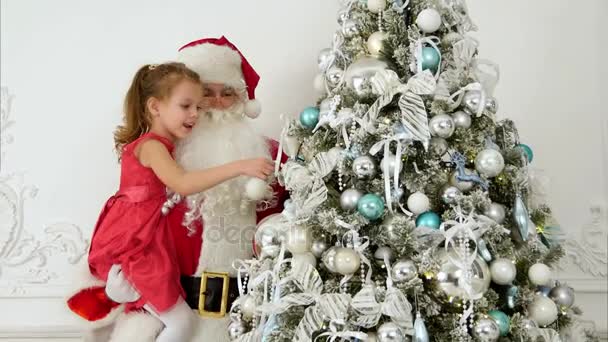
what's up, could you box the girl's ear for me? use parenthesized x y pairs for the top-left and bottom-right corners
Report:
(147, 97), (160, 117)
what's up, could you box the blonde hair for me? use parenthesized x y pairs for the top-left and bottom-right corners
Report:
(114, 62), (201, 156)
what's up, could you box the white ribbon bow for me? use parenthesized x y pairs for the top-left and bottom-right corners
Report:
(314, 319), (368, 342)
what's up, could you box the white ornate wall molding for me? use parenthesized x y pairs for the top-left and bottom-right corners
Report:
(559, 204), (608, 279)
(0, 87), (89, 298)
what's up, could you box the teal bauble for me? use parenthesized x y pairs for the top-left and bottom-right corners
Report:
(421, 46), (441, 73)
(299, 106), (320, 129)
(357, 193), (385, 220)
(415, 211), (441, 229)
(517, 143), (534, 163)
(488, 310), (511, 336)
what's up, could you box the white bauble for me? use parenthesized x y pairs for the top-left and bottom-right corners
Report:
(245, 178), (268, 200)
(334, 247), (361, 275)
(416, 8), (442, 33)
(367, 0), (387, 13)
(367, 31), (388, 56)
(528, 296), (558, 327)
(292, 252), (317, 269)
(241, 295), (257, 319)
(407, 191), (430, 215)
(490, 258), (517, 285)
(528, 263), (552, 286)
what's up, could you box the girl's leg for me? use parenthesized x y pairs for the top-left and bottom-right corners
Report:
(144, 298), (195, 342)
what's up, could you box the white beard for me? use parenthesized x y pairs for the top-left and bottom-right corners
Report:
(174, 102), (270, 223)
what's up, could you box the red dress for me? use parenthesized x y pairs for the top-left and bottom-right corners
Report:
(88, 132), (184, 313)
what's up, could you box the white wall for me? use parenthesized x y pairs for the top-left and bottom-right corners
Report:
(1, 0), (606, 340)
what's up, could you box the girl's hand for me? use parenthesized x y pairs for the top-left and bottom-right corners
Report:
(237, 158), (275, 180)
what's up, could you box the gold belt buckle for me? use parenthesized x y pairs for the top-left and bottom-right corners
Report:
(198, 271), (230, 318)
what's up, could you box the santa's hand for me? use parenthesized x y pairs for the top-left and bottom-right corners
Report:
(238, 158), (275, 179)
(105, 264), (140, 303)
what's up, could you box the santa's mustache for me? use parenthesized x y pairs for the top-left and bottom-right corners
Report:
(199, 102), (245, 124)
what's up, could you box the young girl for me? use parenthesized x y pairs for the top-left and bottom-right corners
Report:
(87, 62), (274, 342)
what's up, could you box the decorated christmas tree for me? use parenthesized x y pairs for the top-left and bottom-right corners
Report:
(227, 0), (595, 341)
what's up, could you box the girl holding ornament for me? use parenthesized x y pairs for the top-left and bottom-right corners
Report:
(73, 62), (274, 342)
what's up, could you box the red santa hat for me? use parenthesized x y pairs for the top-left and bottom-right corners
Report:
(177, 36), (261, 118)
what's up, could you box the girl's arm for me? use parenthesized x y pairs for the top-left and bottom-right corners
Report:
(136, 139), (272, 196)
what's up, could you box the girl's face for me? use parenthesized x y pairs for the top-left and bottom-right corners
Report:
(201, 83), (240, 110)
(149, 79), (203, 140)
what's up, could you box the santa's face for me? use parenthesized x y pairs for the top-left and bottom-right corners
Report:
(201, 83), (240, 110)
(175, 92), (270, 219)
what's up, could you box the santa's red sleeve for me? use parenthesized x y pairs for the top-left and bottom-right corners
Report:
(256, 137), (290, 223)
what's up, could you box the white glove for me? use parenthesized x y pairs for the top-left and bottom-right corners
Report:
(105, 264), (140, 303)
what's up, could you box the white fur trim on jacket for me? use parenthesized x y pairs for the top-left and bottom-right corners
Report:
(64, 260), (125, 330)
(178, 43), (245, 91)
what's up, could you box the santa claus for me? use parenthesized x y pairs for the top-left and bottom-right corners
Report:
(66, 36), (288, 341)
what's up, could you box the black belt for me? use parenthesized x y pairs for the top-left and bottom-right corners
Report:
(180, 272), (240, 318)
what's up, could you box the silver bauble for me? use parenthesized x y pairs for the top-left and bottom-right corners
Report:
(449, 169), (475, 192)
(429, 114), (455, 138)
(341, 188), (363, 210)
(374, 246), (394, 266)
(484, 202), (506, 224)
(255, 214), (284, 257)
(228, 320), (248, 340)
(345, 56), (391, 97)
(452, 110), (472, 129)
(377, 322), (405, 342)
(311, 239), (329, 258)
(352, 155), (377, 179)
(549, 284), (575, 308)
(485, 97), (498, 113)
(429, 137), (448, 156)
(475, 149), (505, 177)
(326, 66), (344, 88)
(317, 48), (334, 72)
(463, 90), (483, 114)
(392, 259), (418, 282)
(472, 318), (500, 342)
(436, 249), (491, 300)
(380, 152), (403, 175)
(322, 246), (339, 273)
(463, 90), (498, 115)
(439, 185), (461, 204)
(342, 19), (360, 38)
(367, 31), (387, 56)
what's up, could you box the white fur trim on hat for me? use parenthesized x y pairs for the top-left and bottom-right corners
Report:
(177, 43), (245, 90)
(244, 99), (261, 118)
